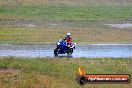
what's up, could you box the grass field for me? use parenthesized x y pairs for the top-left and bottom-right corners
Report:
(0, 57), (131, 88)
(0, 26), (132, 44)
(0, 4), (132, 44)
(0, 5), (132, 21)
(0, 0), (132, 6)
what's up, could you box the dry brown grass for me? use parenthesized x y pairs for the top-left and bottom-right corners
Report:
(0, 68), (51, 88)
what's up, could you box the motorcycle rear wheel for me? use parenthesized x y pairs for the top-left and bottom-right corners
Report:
(67, 48), (73, 55)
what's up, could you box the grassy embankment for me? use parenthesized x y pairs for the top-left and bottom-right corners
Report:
(0, 57), (131, 88)
(0, 5), (132, 44)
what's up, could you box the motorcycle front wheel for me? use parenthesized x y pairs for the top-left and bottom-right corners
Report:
(54, 48), (58, 56)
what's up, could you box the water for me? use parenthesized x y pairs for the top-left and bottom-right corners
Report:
(105, 23), (132, 28)
(0, 44), (132, 58)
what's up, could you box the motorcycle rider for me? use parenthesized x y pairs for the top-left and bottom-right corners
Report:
(63, 33), (73, 46)
(54, 32), (75, 56)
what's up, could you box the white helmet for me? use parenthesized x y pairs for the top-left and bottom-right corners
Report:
(67, 33), (71, 36)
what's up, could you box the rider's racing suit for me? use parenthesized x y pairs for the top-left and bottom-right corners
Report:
(63, 36), (72, 46)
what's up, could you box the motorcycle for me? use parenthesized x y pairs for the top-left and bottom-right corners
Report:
(54, 39), (76, 56)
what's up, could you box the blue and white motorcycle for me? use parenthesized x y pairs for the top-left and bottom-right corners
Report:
(54, 39), (76, 56)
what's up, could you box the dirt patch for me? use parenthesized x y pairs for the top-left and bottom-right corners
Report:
(36, 75), (51, 88)
(0, 68), (20, 76)
(0, 68), (20, 87)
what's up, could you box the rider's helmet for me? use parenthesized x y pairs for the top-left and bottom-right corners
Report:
(67, 33), (71, 37)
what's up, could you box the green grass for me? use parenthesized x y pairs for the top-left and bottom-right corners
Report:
(0, 5), (132, 21)
(0, 57), (131, 88)
(0, 26), (132, 44)
(0, 5), (132, 44)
